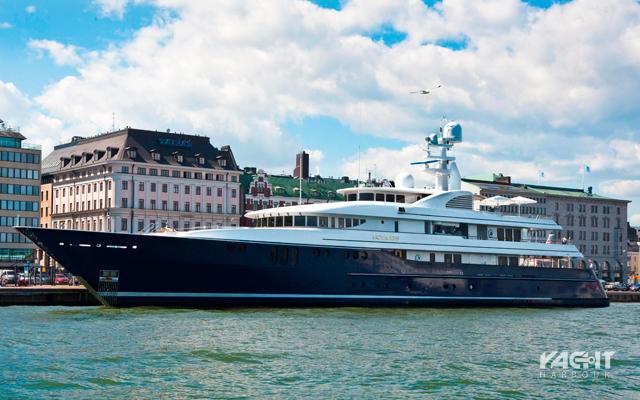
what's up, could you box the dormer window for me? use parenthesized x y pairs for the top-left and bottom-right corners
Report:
(218, 157), (227, 167)
(83, 152), (92, 163)
(106, 146), (119, 158)
(150, 149), (161, 161)
(72, 154), (82, 165)
(173, 151), (184, 163)
(126, 147), (137, 159)
(94, 149), (105, 160)
(195, 153), (206, 165)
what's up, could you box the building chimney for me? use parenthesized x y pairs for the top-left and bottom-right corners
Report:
(294, 150), (309, 179)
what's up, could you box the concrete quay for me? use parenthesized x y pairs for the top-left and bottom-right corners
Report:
(606, 291), (640, 303)
(0, 286), (99, 306)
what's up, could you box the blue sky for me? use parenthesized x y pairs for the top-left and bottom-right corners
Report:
(1, 0), (639, 223)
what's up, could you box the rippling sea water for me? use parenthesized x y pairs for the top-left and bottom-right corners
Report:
(1, 304), (639, 399)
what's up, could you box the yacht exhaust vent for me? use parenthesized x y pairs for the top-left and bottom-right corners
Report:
(446, 194), (473, 210)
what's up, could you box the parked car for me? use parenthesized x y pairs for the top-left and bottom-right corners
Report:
(54, 274), (70, 285)
(1, 272), (16, 287)
(35, 274), (52, 285)
(16, 274), (29, 287)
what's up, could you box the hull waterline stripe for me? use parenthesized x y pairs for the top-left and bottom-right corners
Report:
(102, 292), (554, 301)
(346, 273), (594, 282)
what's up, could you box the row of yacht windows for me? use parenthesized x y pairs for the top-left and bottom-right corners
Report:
(256, 215), (536, 242)
(256, 216), (366, 228)
(346, 193), (406, 203)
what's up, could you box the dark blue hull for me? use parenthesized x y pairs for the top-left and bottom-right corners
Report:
(17, 227), (609, 308)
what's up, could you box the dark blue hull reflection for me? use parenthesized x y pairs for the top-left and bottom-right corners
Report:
(17, 227), (609, 308)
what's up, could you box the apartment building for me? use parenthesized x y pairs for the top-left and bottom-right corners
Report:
(0, 123), (41, 268)
(463, 173), (630, 282)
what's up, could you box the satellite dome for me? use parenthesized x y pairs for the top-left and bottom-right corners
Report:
(442, 121), (462, 143)
(395, 173), (415, 189)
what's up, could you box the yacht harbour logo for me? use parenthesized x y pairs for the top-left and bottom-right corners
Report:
(539, 351), (615, 379)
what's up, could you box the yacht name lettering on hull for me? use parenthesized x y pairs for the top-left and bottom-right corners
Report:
(372, 234), (400, 242)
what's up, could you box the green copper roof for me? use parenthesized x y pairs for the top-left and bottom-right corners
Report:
(241, 173), (355, 200)
(462, 175), (628, 202)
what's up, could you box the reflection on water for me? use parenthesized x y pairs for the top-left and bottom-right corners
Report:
(1, 304), (639, 399)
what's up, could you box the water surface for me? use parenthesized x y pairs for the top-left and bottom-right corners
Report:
(1, 304), (638, 399)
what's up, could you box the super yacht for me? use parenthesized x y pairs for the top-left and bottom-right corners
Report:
(16, 121), (608, 307)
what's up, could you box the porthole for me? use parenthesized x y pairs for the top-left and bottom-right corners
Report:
(443, 283), (449, 289)
(452, 284), (457, 289)
(361, 251), (368, 260)
(352, 251), (359, 260)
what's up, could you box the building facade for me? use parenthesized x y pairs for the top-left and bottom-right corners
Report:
(240, 168), (354, 225)
(0, 124), (41, 268)
(462, 173), (629, 282)
(41, 128), (242, 241)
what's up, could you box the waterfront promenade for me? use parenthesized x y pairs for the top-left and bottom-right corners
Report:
(0, 285), (99, 306)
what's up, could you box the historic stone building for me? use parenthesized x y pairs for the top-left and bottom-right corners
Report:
(41, 128), (242, 239)
(0, 123), (41, 268)
(463, 173), (630, 282)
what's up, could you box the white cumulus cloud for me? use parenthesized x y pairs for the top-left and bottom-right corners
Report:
(2, 0), (640, 217)
(28, 39), (84, 66)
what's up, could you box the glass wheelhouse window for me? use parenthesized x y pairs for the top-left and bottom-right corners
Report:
(284, 216), (293, 226)
(376, 193), (384, 201)
(386, 194), (395, 202)
(352, 219), (360, 227)
(396, 195), (405, 203)
(331, 217), (336, 228)
(294, 216), (305, 227)
(345, 219), (352, 228)
(276, 217), (284, 227)
(307, 216), (318, 227)
(319, 217), (329, 228)
(360, 193), (374, 201)
(268, 217), (276, 227)
(347, 194), (357, 201)
(338, 218), (345, 228)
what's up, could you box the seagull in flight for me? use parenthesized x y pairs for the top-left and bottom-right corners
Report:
(410, 84), (442, 94)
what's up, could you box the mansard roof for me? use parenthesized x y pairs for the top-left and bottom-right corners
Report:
(42, 128), (239, 174)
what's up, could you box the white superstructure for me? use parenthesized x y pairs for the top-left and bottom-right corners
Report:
(168, 120), (584, 269)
